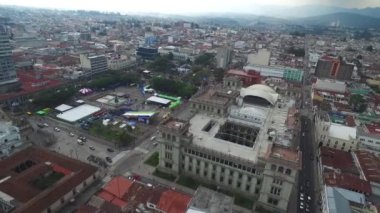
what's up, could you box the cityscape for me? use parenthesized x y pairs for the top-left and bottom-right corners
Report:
(0, 1), (380, 213)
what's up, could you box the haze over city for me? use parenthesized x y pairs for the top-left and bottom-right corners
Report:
(0, 1), (380, 213)
(1, 0), (380, 14)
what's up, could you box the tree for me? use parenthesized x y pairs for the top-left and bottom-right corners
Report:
(194, 53), (215, 67)
(366, 45), (374, 52)
(148, 55), (174, 73)
(349, 94), (367, 113)
(150, 77), (197, 98)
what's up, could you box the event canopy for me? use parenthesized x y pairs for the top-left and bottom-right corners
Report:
(79, 88), (93, 95)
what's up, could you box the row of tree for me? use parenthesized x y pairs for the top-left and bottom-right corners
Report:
(150, 77), (197, 98)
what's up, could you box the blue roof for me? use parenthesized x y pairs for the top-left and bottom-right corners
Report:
(334, 187), (365, 205)
(326, 186), (352, 213)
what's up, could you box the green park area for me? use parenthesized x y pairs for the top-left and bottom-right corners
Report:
(144, 152), (159, 167)
(89, 121), (135, 146)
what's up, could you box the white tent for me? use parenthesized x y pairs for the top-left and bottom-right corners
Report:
(79, 88), (93, 95)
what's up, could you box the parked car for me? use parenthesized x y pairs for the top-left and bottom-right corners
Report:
(54, 127), (60, 132)
(69, 132), (75, 137)
(89, 146), (95, 150)
(105, 157), (112, 163)
(107, 148), (114, 153)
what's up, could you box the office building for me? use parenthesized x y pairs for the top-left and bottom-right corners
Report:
(0, 25), (18, 92)
(80, 54), (108, 75)
(0, 147), (98, 213)
(158, 85), (301, 213)
(136, 47), (158, 60)
(216, 47), (232, 69)
(0, 122), (22, 156)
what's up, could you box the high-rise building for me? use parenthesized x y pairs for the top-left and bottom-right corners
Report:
(216, 47), (232, 69)
(80, 54), (108, 75)
(0, 26), (18, 90)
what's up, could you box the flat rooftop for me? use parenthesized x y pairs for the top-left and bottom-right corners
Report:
(189, 114), (264, 163)
(189, 186), (233, 213)
(191, 89), (237, 106)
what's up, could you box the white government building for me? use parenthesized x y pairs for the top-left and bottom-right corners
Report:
(157, 85), (301, 213)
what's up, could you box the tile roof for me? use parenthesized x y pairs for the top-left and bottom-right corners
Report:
(320, 147), (357, 173)
(157, 190), (192, 213)
(355, 150), (380, 184)
(0, 147), (97, 213)
(324, 172), (372, 194)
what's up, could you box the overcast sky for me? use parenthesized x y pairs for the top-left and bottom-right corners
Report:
(1, 0), (380, 14)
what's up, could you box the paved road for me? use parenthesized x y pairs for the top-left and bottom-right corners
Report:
(297, 116), (316, 213)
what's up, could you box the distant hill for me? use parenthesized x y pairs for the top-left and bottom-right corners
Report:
(256, 5), (380, 19)
(294, 12), (380, 28)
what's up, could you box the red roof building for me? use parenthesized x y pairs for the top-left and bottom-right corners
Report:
(355, 151), (380, 184)
(225, 69), (262, 87)
(81, 176), (192, 213)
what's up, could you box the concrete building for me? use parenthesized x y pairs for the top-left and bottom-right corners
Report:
(107, 56), (136, 71)
(0, 147), (98, 213)
(247, 49), (271, 66)
(80, 54), (108, 75)
(315, 112), (358, 151)
(158, 46), (196, 61)
(311, 79), (348, 105)
(243, 65), (303, 82)
(189, 88), (239, 116)
(216, 47), (232, 69)
(0, 122), (22, 156)
(315, 56), (354, 81)
(0, 25), (19, 91)
(187, 186), (233, 213)
(158, 85), (301, 213)
(357, 123), (380, 157)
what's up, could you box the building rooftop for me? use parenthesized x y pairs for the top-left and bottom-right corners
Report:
(355, 151), (380, 184)
(363, 123), (380, 135)
(0, 147), (97, 213)
(324, 172), (372, 194)
(191, 89), (238, 106)
(325, 186), (353, 213)
(313, 79), (347, 93)
(320, 147), (357, 173)
(84, 176), (192, 213)
(188, 186), (233, 213)
(334, 187), (366, 205)
(328, 123), (356, 141)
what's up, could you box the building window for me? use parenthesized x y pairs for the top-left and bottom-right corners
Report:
(278, 166), (284, 173)
(246, 185), (250, 191)
(212, 173), (215, 180)
(165, 145), (173, 150)
(270, 186), (281, 196)
(204, 171), (207, 177)
(257, 179), (261, 185)
(172, 135), (176, 141)
(271, 164), (277, 171)
(237, 182), (241, 188)
(228, 179), (232, 185)
(60, 198), (65, 204)
(285, 169), (292, 176)
(165, 162), (172, 168)
(273, 178), (283, 185)
(255, 188), (260, 194)
(267, 197), (279, 206)
(165, 152), (172, 160)
(220, 176), (224, 182)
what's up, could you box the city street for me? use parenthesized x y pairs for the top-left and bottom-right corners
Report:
(297, 116), (317, 213)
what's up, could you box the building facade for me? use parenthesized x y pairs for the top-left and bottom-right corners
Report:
(0, 122), (22, 156)
(80, 54), (108, 75)
(216, 47), (232, 69)
(243, 65), (303, 82)
(158, 86), (300, 213)
(315, 113), (358, 151)
(0, 26), (18, 90)
(357, 123), (380, 157)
